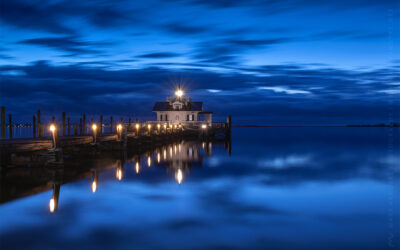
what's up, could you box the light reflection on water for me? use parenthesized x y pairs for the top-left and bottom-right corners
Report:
(0, 127), (399, 250)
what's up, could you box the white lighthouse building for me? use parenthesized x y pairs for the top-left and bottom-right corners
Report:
(152, 88), (212, 126)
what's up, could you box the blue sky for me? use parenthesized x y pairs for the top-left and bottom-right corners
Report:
(0, 0), (399, 124)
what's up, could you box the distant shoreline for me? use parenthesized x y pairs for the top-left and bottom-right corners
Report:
(233, 124), (400, 128)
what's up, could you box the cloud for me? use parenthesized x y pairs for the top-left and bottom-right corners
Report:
(258, 86), (311, 95)
(163, 23), (208, 35)
(137, 52), (180, 58)
(16, 36), (110, 55)
(207, 89), (222, 93)
(0, 61), (399, 124)
(258, 155), (313, 168)
(377, 89), (400, 94)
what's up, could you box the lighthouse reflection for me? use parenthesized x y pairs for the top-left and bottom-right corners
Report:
(150, 140), (213, 184)
(10, 139), (229, 213)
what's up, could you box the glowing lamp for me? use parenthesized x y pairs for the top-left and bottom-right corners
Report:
(92, 124), (97, 131)
(175, 89), (184, 97)
(49, 124), (56, 132)
(117, 124), (122, 131)
(201, 124), (207, 129)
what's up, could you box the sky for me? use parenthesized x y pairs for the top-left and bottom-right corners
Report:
(0, 0), (399, 125)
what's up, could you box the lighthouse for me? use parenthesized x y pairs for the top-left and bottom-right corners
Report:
(152, 88), (213, 126)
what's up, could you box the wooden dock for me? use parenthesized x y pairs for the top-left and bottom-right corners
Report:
(0, 106), (231, 167)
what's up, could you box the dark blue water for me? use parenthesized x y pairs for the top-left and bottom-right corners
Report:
(1, 127), (399, 249)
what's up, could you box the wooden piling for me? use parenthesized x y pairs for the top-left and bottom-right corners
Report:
(226, 115), (231, 139)
(37, 110), (41, 137)
(74, 124), (78, 136)
(128, 118), (131, 130)
(52, 116), (55, 123)
(110, 116), (113, 133)
(33, 115), (36, 138)
(8, 114), (12, 139)
(67, 117), (71, 136)
(62, 112), (66, 136)
(1, 107), (5, 139)
(79, 118), (82, 135)
(100, 115), (103, 135)
(83, 114), (86, 135)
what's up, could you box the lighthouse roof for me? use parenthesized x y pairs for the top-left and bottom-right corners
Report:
(153, 101), (203, 111)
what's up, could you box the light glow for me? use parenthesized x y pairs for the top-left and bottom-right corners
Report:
(135, 162), (140, 174)
(92, 124), (97, 131)
(175, 89), (184, 97)
(116, 168), (122, 181)
(92, 180), (97, 193)
(49, 198), (55, 213)
(49, 124), (56, 132)
(201, 124), (207, 129)
(175, 169), (183, 184)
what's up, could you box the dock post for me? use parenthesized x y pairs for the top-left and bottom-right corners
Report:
(226, 115), (231, 139)
(1, 107), (5, 139)
(79, 118), (82, 135)
(83, 114), (86, 135)
(52, 116), (55, 123)
(74, 124), (78, 136)
(37, 110), (41, 137)
(110, 116), (113, 133)
(62, 112), (66, 136)
(123, 125), (127, 148)
(33, 115), (36, 138)
(128, 118), (131, 130)
(8, 114), (12, 139)
(99, 115), (103, 135)
(67, 117), (70, 136)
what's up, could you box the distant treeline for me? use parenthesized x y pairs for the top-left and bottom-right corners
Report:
(346, 123), (400, 127)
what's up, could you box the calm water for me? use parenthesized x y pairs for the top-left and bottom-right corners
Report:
(1, 127), (399, 249)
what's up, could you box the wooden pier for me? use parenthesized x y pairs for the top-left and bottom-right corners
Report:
(0, 107), (231, 167)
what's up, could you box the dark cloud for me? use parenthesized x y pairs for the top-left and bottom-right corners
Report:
(16, 36), (112, 55)
(0, 0), (138, 34)
(163, 23), (209, 35)
(137, 52), (181, 58)
(1, 60), (398, 124)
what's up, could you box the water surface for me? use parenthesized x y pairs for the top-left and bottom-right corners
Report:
(1, 127), (399, 249)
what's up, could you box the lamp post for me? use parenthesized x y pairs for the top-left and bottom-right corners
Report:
(157, 123), (161, 134)
(92, 123), (97, 143)
(147, 124), (152, 135)
(135, 123), (140, 137)
(117, 123), (122, 140)
(49, 124), (56, 149)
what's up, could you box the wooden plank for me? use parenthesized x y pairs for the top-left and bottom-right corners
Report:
(0, 138), (53, 152)
(59, 136), (93, 146)
(98, 134), (118, 142)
